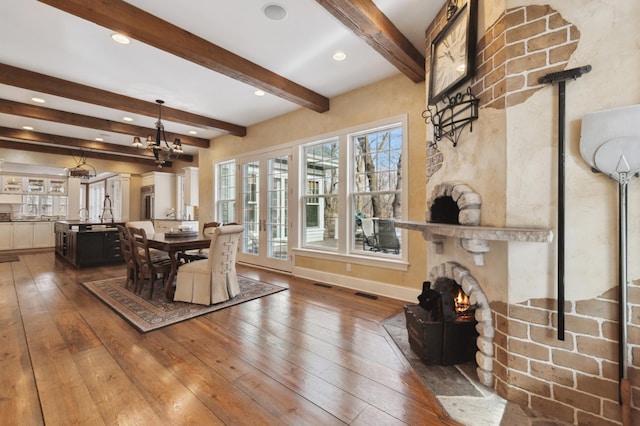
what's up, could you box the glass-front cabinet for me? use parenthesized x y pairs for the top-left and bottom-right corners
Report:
(48, 179), (66, 194)
(26, 178), (46, 194)
(1, 176), (68, 194)
(2, 176), (23, 193)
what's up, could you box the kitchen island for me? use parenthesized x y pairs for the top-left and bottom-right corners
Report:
(54, 220), (125, 268)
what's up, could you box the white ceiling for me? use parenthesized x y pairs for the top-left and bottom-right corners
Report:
(0, 0), (443, 162)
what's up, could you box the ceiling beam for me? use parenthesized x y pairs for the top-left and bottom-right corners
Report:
(37, 0), (330, 113)
(0, 127), (193, 163)
(0, 63), (246, 137)
(315, 0), (425, 82)
(0, 139), (169, 166)
(0, 99), (210, 149)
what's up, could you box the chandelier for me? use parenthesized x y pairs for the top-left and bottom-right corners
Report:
(132, 99), (183, 168)
(67, 153), (97, 179)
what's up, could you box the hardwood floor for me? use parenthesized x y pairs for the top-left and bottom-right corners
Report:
(1, 251), (460, 425)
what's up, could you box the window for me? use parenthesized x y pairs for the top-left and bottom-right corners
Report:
(352, 125), (403, 254)
(88, 182), (105, 221)
(302, 139), (339, 249)
(300, 118), (405, 258)
(216, 161), (236, 224)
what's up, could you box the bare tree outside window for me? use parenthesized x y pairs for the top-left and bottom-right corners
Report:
(301, 122), (403, 256)
(353, 126), (403, 255)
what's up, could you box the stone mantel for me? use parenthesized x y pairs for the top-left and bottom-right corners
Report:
(396, 220), (553, 243)
(396, 221), (553, 266)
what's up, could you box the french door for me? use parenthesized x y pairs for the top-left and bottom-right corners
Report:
(236, 149), (291, 272)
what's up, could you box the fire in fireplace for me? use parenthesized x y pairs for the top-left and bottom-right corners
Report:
(405, 279), (479, 365)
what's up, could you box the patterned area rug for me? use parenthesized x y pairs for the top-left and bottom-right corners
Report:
(82, 275), (287, 333)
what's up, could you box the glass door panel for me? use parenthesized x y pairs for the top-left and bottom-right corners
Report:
(237, 150), (291, 272)
(241, 161), (259, 255)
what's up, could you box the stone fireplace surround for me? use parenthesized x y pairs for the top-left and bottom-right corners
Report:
(429, 260), (494, 387)
(398, 181), (553, 389)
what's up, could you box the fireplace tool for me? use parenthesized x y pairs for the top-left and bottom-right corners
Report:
(539, 65), (592, 341)
(580, 104), (640, 424)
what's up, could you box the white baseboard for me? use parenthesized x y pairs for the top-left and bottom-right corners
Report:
(292, 266), (419, 303)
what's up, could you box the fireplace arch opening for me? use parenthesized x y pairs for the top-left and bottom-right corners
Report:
(428, 261), (494, 387)
(430, 196), (460, 224)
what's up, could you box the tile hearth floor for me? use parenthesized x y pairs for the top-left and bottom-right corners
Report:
(383, 311), (570, 426)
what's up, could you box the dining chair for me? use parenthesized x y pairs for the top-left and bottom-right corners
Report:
(125, 220), (168, 260)
(174, 224), (244, 305)
(116, 225), (137, 291)
(125, 220), (155, 236)
(178, 221), (221, 263)
(128, 226), (173, 299)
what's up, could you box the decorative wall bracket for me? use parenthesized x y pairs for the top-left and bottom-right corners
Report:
(422, 87), (479, 148)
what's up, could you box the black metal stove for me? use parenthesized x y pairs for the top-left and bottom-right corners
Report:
(405, 279), (478, 365)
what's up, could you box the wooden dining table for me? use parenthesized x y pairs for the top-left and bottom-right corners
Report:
(146, 232), (212, 299)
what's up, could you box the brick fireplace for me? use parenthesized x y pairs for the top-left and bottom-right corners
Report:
(396, 1), (639, 424)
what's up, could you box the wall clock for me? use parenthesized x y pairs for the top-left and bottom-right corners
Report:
(428, 0), (477, 105)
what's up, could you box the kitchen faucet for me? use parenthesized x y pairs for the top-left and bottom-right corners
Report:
(78, 207), (89, 222)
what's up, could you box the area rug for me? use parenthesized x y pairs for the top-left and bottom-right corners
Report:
(82, 276), (287, 333)
(0, 255), (19, 263)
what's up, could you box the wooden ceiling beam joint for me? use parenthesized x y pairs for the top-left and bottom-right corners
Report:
(315, 0), (426, 83)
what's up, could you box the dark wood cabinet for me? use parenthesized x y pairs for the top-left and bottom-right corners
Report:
(55, 221), (124, 268)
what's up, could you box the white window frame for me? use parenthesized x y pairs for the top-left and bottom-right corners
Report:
(215, 160), (236, 224)
(295, 115), (408, 269)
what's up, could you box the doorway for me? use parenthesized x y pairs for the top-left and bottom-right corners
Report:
(236, 149), (291, 272)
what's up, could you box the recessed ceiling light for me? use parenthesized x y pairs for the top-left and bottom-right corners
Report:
(122, 116), (134, 122)
(254, 89), (266, 97)
(188, 130), (198, 135)
(333, 51), (347, 61)
(111, 33), (130, 44)
(263, 3), (287, 21)
(22, 125), (34, 130)
(31, 97), (45, 103)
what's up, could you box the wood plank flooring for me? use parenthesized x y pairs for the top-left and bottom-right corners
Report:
(1, 251), (460, 425)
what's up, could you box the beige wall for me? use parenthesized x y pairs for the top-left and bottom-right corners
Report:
(199, 74), (429, 295)
(506, 0), (640, 303)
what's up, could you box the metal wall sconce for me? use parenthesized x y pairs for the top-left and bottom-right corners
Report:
(422, 87), (479, 148)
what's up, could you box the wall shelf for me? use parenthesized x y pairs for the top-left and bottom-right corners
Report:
(396, 220), (553, 243)
(396, 220), (553, 266)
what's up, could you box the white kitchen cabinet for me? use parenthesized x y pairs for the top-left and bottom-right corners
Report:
(13, 222), (34, 249)
(48, 178), (67, 194)
(12, 222), (54, 249)
(34, 222), (54, 247)
(0, 223), (13, 250)
(2, 176), (23, 193)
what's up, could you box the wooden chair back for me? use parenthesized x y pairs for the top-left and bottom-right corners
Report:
(116, 225), (136, 290)
(128, 226), (170, 298)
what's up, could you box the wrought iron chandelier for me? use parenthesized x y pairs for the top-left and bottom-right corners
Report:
(67, 153), (96, 179)
(132, 99), (183, 168)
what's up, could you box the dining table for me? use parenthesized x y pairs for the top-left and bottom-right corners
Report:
(146, 231), (212, 299)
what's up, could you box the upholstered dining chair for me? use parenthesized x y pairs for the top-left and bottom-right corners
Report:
(116, 225), (137, 291)
(178, 221), (221, 263)
(174, 224), (244, 305)
(128, 226), (173, 299)
(125, 220), (155, 236)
